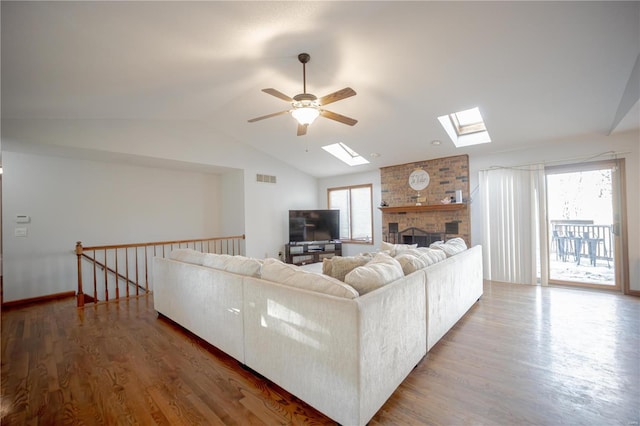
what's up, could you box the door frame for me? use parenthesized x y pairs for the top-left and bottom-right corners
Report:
(545, 159), (629, 293)
(616, 159), (633, 296)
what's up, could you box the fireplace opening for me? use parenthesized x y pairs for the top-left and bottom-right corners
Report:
(397, 227), (443, 247)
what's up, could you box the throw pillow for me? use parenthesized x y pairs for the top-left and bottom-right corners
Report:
(344, 253), (404, 295)
(261, 259), (359, 299)
(325, 255), (371, 282)
(322, 257), (333, 276)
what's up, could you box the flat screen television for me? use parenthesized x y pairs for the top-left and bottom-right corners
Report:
(289, 209), (340, 243)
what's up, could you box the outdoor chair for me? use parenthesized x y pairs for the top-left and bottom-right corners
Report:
(552, 230), (568, 261)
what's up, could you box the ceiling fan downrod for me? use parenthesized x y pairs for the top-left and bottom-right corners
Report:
(298, 53), (310, 94)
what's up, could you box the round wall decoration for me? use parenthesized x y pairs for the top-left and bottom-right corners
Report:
(408, 169), (430, 191)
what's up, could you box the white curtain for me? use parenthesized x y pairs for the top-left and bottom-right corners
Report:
(479, 165), (548, 285)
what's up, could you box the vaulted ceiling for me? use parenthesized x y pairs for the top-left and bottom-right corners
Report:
(2, 1), (639, 177)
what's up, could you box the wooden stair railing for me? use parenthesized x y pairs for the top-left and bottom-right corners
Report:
(80, 253), (147, 293)
(75, 235), (245, 308)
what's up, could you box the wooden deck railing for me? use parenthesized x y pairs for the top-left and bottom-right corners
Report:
(75, 235), (245, 308)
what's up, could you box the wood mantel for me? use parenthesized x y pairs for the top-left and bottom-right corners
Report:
(378, 203), (466, 213)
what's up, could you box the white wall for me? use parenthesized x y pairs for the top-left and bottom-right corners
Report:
(243, 166), (318, 260)
(2, 150), (224, 302)
(220, 169), (245, 237)
(468, 130), (639, 291)
(317, 170), (382, 257)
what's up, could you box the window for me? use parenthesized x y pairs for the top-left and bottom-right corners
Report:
(328, 184), (373, 244)
(322, 142), (370, 166)
(449, 107), (487, 136)
(437, 106), (491, 147)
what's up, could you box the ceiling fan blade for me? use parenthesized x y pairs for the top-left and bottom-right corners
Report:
(247, 110), (290, 123)
(297, 123), (308, 136)
(262, 88), (294, 102)
(320, 109), (358, 126)
(319, 87), (356, 106)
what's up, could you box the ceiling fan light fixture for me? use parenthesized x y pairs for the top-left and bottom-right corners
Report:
(291, 107), (320, 125)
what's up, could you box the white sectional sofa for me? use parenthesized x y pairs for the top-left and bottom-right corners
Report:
(423, 244), (483, 350)
(153, 243), (482, 426)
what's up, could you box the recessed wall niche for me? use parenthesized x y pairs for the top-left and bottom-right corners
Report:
(380, 154), (470, 246)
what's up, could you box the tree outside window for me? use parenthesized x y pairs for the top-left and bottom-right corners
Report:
(328, 184), (373, 244)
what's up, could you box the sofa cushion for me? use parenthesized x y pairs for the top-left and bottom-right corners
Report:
(430, 237), (468, 257)
(380, 241), (418, 256)
(418, 247), (447, 264)
(344, 253), (404, 295)
(262, 259), (359, 299)
(394, 247), (447, 275)
(322, 255), (372, 282)
(224, 256), (263, 277)
(393, 252), (425, 276)
(169, 249), (206, 265)
(322, 257), (332, 276)
(202, 253), (263, 277)
(202, 253), (229, 269)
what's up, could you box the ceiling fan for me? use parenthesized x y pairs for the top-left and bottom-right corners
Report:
(248, 53), (357, 136)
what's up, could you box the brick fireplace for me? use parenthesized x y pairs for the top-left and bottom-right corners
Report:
(380, 155), (470, 246)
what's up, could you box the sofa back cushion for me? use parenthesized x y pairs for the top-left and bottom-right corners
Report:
(169, 249), (206, 265)
(344, 253), (404, 295)
(202, 253), (263, 277)
(202, 253), (228, 270)
(429, 237), (468, 257)
(394, 247), (447, 275)
(262, 259), (359, 299)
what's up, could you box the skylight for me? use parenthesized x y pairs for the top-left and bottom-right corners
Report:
(450, 107), (487, 135)
(438, 107), (491, 147)
(322, 142), (370, 166)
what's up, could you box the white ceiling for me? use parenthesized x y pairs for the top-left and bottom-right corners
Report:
(2, 1), (639, 177)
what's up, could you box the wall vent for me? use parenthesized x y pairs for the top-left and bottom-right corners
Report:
(445, 221), (459, 235)
(256, 174), (277, 184)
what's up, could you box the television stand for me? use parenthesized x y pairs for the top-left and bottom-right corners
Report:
(285, 242), (342, 265)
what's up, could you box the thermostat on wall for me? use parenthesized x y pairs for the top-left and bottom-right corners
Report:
(16, 214), (31, 223)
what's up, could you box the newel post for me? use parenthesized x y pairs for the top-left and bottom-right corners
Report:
(75, 241), (85, 308)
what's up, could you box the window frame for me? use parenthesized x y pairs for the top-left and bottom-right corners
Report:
(327, 183), (374, 245)
(449, 108), (487, 136)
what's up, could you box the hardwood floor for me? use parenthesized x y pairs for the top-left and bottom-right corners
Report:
(2, 281), (639, 425)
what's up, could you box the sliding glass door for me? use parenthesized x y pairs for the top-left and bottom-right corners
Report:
(545, 160), (625, 290)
